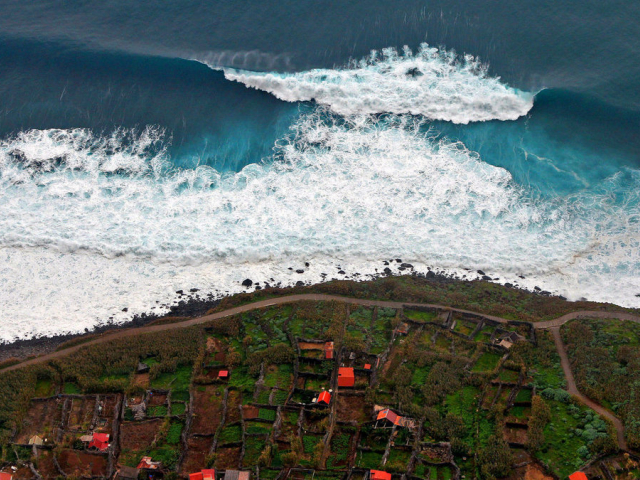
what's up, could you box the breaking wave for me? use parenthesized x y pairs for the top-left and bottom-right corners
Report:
(220, 44), (534, 123)
(1, 109), (639, 341)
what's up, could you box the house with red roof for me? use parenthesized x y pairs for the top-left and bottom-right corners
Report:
(190, 469), (216, 480)
(88, 432), (110, 451)
(0, 472), (13, 480)
(137, 456), (162, 471)
(318, 391), (331, 405)
(370, 470), (392, 480)
(218, 370), (229, 380)
(376, 409), (401, 426)
(569, 473), (588, 480)
(325, 342), (334, 360)
(338, 367), (355, 387)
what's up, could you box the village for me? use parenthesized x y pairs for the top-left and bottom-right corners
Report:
(1, 298), (639, 480)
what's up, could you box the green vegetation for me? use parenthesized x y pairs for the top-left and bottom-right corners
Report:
(562, 318), (640, 449)
(0, 278), (634, 479)
(471, 351), (501, 372)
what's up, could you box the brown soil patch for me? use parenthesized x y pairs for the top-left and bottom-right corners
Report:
(120, 419), (163, 451)
(14, 398), (64, 444)
(215, 446), (242, 470)
(148, 393), (168, 406)
(242, 405), (259, 420)
(525, 463), (554, 480)
(10, 466), (34, 480)
(504, 426), (528, 444)
(68, 397), (96, 431)
(36, 449), (60, 478)
(191, 385), (224, 435)
(226, 390), (243, 424)
(58, 450), (108, 477)
(133, 373), (150, 388)
(337, 395), (370, 423)
(206, 337), (224, 353)
(128, 395), (144, 406)
(100, 394), (121, 417)
(180, 436), (212, 476)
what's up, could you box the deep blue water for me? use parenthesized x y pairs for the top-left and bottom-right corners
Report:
(0, 0), (639, 340)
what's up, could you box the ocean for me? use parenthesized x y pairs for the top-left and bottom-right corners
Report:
(0, 0), (639, 342)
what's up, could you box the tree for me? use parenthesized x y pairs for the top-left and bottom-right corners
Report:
(477, 435), (514, 480)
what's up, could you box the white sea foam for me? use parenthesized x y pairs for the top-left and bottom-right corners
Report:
(0, 114), (639, 342)
(220, 44), (534, 123)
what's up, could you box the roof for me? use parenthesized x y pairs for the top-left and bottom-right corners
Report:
(190, 474), (204, 480)
(338, 367), (354, 379)
(569, 473), (588, 480)
(325, 342), (334, 359)
(364, 364), (372, 370)
(137, 456), (161, 470)
(396, 322), (410, 334)
(79, 435), (94, 442)
(224, 471), (250, 480)
(370, 470), (392, 480)
(202, 469), (216, 480)
(88, 432), (110, 451)
(377, 409), (401, 425)
(498, 339), (513, 349)
(93, 433), (110, 442)
(29, 435), (44, 445)
(318, 391), (331, 404)
(218, 370), (229, 378)
(117, 466), (140, 480)
(224, 470), (239, 480)
(0, 473), (12, 480)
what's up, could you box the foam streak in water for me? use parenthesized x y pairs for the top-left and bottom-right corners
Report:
(221, 44), (534, 123)
(0, 113), (638, 341)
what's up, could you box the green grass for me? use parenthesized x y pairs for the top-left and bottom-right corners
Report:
(498, 368), (520, 383)
(243, 437), (266, 466)
(147, 405), (168, 417)
(357, 450), (383, 469)
(264, 364), (293, 388)
(34, 379), (54, 397)
(63, 382), (81, 394)
(149, 364), (193, 392)
(411, 366), (431, 387)
(246, 423), (271, 435)
(167, 421), (184, 444)
(272, 390), (288, 405)
(218, 425), (242, 444)
(536, 400), (604, 479)
(171, 403), (186, 416)
(472, 352), (501, 372)
(404, 309), (438, 322)
(258, 408), (276, 421)
(227, 367), (256, 394)
(172, 390), (190, 402)
(515, 389), (533, 403)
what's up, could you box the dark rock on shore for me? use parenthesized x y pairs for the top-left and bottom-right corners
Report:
(242, 279), (253, 287)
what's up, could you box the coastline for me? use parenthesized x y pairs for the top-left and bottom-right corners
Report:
(2, 269), (638, 363)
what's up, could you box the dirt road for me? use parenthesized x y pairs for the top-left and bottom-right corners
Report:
(550, 326), (628, 450)
(1, 292), (636, 451)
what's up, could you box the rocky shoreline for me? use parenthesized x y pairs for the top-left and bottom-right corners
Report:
(0, 265), (568, 363)
(0, 293), (221, 362)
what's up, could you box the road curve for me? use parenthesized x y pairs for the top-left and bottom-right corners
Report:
(1, 292), (637, 451)
(550, 327), (628, 451)
(1, 293), (639, 374)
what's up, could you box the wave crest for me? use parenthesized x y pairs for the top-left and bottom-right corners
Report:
(222, 44), (534, 123)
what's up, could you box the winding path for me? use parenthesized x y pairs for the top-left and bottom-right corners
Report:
(550, 327), (628, 450)
(2, 292), (638, 450)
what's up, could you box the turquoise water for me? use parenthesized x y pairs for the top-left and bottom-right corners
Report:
(0, 0), (638, 341)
